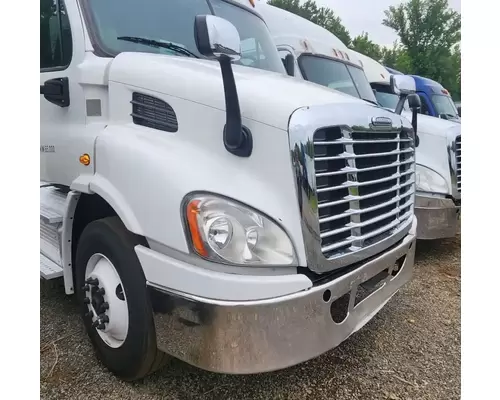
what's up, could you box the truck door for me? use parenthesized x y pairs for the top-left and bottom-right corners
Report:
(40, 0), (91, 186)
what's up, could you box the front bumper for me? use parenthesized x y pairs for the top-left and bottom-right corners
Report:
(147, 217), (417, 374)
(415, 194), (460, 240)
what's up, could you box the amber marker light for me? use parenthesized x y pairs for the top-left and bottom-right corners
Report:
(79, 153), (91, 166)
(186, 199), (208, 257)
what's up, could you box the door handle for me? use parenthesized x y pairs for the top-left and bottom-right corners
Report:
(40, 77), (70, 108)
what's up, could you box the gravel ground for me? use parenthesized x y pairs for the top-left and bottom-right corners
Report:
(41, 232), (460, 400)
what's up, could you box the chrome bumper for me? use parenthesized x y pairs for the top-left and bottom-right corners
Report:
(415, 194), (460, 240)
(148, 217), (417, 374)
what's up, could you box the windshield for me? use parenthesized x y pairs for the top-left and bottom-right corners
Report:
(298, 55), (377, 103)
(432, 94), (459, 119)
(371, 83), (410, 112)
(84, 0), (285, 74)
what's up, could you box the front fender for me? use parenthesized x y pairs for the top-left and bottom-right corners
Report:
(84, 122), (306, 264)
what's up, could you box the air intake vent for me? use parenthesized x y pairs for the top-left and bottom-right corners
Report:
(131, 92), (178, 132)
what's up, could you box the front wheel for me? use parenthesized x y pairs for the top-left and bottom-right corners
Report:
(75, 217), (167, 381)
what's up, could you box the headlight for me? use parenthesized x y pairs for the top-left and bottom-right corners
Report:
(183, 194), (296, 266)
(415, 164), (449, 194)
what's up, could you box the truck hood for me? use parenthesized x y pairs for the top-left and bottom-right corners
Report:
(107, 52), (368, 130)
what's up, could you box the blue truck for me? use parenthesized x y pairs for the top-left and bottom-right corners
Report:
(385, 67), (460, 123)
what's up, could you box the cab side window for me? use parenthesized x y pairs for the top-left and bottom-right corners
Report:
(40, 0), (73, 69)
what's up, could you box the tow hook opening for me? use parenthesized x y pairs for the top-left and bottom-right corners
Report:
(330, 293), (350, 324)
(328, 255), (407, 322)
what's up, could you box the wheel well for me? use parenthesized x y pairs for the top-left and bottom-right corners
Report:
(72, 193), (118, 266)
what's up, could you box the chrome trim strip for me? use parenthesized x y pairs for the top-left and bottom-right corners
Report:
(288, 102), (415, 274)
(447, 132), (461, 199)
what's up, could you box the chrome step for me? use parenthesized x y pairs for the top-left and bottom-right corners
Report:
(40, 253), (63, 280)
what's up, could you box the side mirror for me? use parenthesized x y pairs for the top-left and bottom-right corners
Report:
(194, 15), (241, 60)
(194, 15), (252, 157)
(283, 53), (295, 76)
(390, 74), (416, 95)
(407, 93), (421, 109)
(457, 106), (461, 117)
(439, 113), (449, 120)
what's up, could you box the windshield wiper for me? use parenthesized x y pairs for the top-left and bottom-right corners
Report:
(117, 36), (199, 58)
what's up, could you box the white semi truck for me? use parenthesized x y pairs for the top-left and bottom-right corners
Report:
(257, 3), (461, 240)
(351, 50), (461, 240)
(40, 0), (417, 380)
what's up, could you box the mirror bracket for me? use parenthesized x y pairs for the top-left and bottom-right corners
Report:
(40, 77), (70, 108)
(194, 15), (252, 158)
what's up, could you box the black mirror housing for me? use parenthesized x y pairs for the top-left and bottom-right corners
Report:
(407, 93), (421, 109)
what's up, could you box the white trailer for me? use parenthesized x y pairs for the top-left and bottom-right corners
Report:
(40, 0), (417, 380)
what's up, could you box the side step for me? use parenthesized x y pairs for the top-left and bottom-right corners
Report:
(40, 253), (63, 279)
(40, 184), (67, 280)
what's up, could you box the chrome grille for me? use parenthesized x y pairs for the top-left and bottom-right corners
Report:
(456, 135), (461, 192)
(313, 127), (415, 259)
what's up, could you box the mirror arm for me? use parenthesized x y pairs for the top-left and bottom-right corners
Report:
(395, 94), (407, 115)
(218, 55), (252, 157)
(411, 108), (420, 147)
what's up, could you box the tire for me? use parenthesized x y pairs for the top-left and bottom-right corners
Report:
(75, 216), (168, 381)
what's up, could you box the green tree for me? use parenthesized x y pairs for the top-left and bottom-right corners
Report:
(351, 32), (382, 62)
(381, 42), (412, 74)
(267, 0), (352, 46)
(382, 0), (461, 80)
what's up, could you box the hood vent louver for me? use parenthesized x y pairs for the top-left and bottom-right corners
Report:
(131, 92), (178, 132)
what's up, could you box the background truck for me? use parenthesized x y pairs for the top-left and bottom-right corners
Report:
(353, 50), (461, 240)
(386, 67), (461, 122)
(40, 0), (417, 380)
(256, 3), (460, 241)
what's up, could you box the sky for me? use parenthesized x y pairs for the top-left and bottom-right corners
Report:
(314, 0), (461, 47)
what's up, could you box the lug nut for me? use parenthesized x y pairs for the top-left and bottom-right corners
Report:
(97, 288), (105, 295)
(92, 319), (101, 328)
(100, 302), (109, 311)
(83, 297), (90, 304)
(82, 284), (90, 292)
(85, 311), (94, 318)
(97, 323), (106, 330)
(86, 277), (99, 285)
(99, 314), (109, 323)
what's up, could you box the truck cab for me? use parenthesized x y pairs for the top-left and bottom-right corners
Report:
(40, 0), (417, 381)
(385, 67), (461, 122)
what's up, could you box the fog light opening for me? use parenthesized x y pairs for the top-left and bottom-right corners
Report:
(330, 292), (350, 324)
